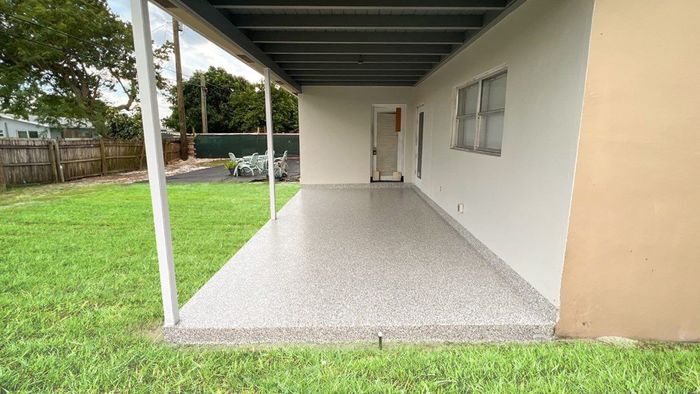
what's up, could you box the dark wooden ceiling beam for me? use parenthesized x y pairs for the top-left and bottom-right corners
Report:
(246, 30), (465, 45)
(174, 0), (300, 91)
(301, 81), (415, 86)
(261, 43), (454, 55)
(280, 62), (433, 70)
(228, 14), (483, 30)
(270, 54), (443, 63)
(295, 76), (419, 81)
(210, 0), (506, 11)
(287, 69), (424, 76)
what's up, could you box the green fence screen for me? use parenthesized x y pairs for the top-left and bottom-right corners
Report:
(195, 133), (299, 158)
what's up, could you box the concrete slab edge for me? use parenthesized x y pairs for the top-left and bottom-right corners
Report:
(410, 184), (559, 323)
(164, 323), (554, 346)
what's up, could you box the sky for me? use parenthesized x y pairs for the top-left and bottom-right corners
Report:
(105, 0), (263, 120)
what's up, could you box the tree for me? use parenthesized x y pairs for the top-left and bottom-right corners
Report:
(165, 67), (247, 133)
(0, 0), (171, 134)
(105, 108), (142, 140)
(237, 81), (299, 132)
(269, 81), (299, 132)
(165, 66), (298, 133)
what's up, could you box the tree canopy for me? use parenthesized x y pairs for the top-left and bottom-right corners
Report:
(165, 67), (298, 133)
(0, 0), (171, 135)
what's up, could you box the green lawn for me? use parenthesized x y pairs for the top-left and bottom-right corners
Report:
(0, 183), (699, 393)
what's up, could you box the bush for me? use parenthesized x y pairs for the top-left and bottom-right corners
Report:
(105, 108), (142, 140)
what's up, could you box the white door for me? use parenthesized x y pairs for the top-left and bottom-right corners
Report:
(375, 112), (398, 179)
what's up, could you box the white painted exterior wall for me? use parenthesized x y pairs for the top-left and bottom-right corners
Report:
(0, 115), (50, 138)
(296, 0), (594, 304)
(412, 0), (594, 304)
(299, 86), (414, 184)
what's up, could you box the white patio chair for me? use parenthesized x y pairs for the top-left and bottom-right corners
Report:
(228, 152), (255, 177)
(260, 150), (275, 171)
(274, 150), (288, 173)
(247, 153), (265, 175)
(273, 161), (285, 179)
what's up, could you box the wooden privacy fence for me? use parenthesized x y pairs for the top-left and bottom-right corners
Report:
(0, 137), (186, 188)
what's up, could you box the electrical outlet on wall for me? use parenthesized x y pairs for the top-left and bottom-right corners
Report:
(457, 203), (464, 213)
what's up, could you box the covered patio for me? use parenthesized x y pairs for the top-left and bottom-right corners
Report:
(128, 0), (560, 345)
(165, 186), (555, 344)
(122, 0), (700, 344)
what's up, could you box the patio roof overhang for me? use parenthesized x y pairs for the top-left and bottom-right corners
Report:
(153, 0), (525, 93)
(132, 0), (526, 329)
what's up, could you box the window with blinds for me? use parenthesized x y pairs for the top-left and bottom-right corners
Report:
(452, 70), (507, 155)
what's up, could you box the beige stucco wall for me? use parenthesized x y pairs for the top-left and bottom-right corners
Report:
(557, 0), (700, 341)
(412, 0), (594, 304)
(298, 86), (414, 184)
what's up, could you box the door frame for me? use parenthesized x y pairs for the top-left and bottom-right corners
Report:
(414, 103), (426, 187)
(371, 103), (406, 181)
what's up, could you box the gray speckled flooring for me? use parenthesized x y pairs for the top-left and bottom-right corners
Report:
(165, 187), (556, 345)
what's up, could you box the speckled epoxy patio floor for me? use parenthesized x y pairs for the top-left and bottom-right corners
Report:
(165, 186), (557, 345)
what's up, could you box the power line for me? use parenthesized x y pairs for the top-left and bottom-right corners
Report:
(165, 68), (241, 91)
(152, 22), (170, 33)
(6, 14), (246, 95)
(0, 31), (65, 52)
(8, 14), (171, 53)
(3, 29), (242, 93)
(8, 14), (107, 51)
(6, 14), (209, 85)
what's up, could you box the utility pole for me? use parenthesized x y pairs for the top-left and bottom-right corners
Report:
(172, 18), (188, 160)
(200, 74), (208, 134)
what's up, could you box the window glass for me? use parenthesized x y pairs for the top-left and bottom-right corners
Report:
(479, 112), (504, 152)
(29, 131), (39, 138)
(456, 116), (477, 149)
(481, 72), (507, 112)
(457, 83), (479, 116)
(18, 131), (28, 138)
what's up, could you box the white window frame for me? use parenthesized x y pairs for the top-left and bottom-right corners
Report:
(18, 130), (43, 139)
(451, 66), (508, 156)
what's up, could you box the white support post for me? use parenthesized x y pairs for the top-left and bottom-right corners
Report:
(263, 68), (277, 220)
(130, 0), (179, 326)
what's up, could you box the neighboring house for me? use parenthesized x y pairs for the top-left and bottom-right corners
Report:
(137, 0), (699, 342)
(0, 113), (97, 139)
(56, 118), (98, 139)
(0, 114), (50, 139)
